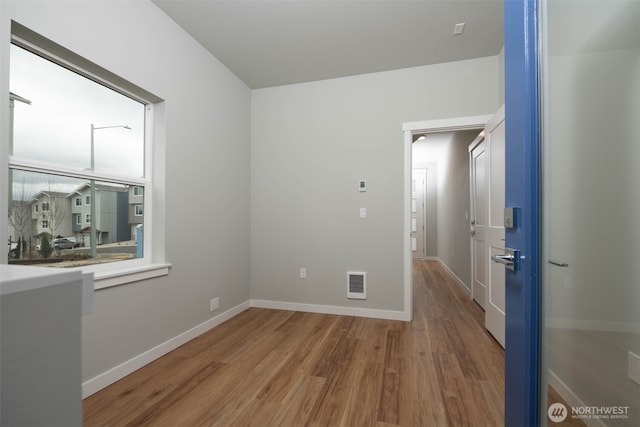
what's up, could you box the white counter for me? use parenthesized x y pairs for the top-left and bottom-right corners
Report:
(1, 265), (94, 314)
(1, 264), (93, 427)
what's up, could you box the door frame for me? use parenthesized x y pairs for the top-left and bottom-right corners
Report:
(402, 115), (492, 321)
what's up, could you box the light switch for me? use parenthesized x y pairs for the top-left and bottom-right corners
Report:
(360, 207), (367, 219)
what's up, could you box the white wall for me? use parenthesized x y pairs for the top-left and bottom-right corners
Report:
(435, 131), (477, 290)
(251, 57), (499, 313)
(0, 0), (251, 385)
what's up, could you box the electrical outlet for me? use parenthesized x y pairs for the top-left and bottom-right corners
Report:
(299, 268), (307, 279)
(210, 297), (219, 312)
(628, 351), (640, 385)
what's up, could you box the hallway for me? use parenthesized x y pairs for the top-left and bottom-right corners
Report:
(83, 260), (504, 426)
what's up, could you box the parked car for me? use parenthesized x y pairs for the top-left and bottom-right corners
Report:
(64, 236), (80, 247)
(53, 238), (77, 250)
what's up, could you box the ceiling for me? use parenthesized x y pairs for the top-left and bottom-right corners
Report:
(152, 0), (504, 89)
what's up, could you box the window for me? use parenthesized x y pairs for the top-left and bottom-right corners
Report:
(7, 26), (167, 287)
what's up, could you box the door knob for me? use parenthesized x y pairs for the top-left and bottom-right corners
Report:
(491, 248), (519, 271)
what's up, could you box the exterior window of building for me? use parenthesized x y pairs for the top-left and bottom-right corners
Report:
(7, 30), (159, 286)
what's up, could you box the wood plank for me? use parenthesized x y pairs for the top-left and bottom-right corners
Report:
(271, 375), (326, 426)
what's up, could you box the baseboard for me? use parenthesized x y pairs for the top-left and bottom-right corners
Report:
(82, 300), (251, 398)
(437, 259), (471, 294)
(250, 299), (409, 321)
(548, 370), (607, 427)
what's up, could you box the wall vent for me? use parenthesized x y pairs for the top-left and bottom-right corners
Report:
(347, 271), (366, 300)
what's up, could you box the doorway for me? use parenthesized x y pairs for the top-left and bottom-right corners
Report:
(402, 115), (491, 320)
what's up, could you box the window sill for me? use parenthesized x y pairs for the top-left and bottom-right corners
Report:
(94, 263), (171, 290)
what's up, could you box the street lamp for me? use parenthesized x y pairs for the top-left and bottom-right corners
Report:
(90, 124), (131, 258)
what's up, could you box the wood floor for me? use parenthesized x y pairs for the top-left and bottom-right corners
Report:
(83, 260), (505, 426)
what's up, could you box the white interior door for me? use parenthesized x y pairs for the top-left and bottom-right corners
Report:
(485, 105), (506, 348)
(411, 169), (426, 259)
(469, 138), (487, 309)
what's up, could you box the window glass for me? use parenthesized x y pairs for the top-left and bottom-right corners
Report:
(10, 44), (145, 178)
(8, 169), (144, 264)
(8, 42), (148, 267)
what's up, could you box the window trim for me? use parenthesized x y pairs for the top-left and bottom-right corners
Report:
(8, 24), (169, 289)
(134, 204), (143, 216)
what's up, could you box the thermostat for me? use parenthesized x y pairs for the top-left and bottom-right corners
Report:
(358, 179), (367, 192)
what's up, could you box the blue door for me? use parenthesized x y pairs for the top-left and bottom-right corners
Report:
(504, 0), (541, 425)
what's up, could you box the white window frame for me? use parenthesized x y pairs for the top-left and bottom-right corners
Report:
(42, 219), (49, 229)
(75, 197), (81, 206)
(85, 195), (91, 205)
(133, 186), (143, 196)
(85, 213), (91, 224)
(8, 27), (169, 289)
(76, 214), (81, 225)
(134, 204), (143, 216)
(42, 201), (50, 211)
